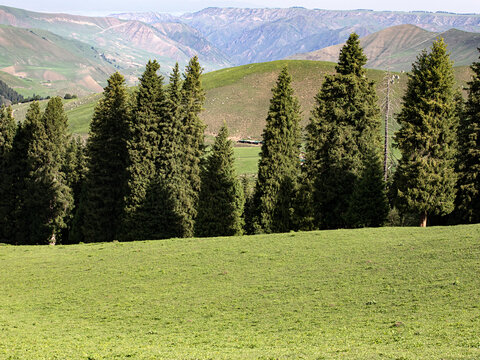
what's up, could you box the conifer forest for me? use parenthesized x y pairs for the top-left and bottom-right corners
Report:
(1, 36), (479, 245)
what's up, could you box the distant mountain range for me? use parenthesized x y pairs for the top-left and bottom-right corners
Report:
(0, 5), (479, 96)
(114, 8), (480, 65)
(0, 5), (231, 74)
(288, 24), (480, 71)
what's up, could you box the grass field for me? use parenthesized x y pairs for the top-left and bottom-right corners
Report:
(234, 146), (261, 175)
(0, 225), (479, 359)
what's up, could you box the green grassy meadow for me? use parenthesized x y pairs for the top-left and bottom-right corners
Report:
(234, 146), (261, 175)
(0, 225), (479, 359)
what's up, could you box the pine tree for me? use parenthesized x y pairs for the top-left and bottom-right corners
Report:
(121, 60), (166, 240)
(345, 150), (389, 227)
(122, 63), (185, 240)
(456, 48), (480, 223)
(0, 106), (16, 243)
(241, 175), (256, 235)
(158, 62), (182, 178)
(178, 56), (206, 237)
(304, 33), (384, 229)
(9, 105), (40, 244)
(252, 66), (301, 233)
(393, 39), (458, 227)
(15, 98), (73, 244)
(73, 72), (130, 242)
(195, 124), (244, 237)
(62, 137), (87, 243)
(143, 62), (185, 239)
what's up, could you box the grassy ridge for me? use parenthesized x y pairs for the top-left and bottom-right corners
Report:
(0, 225), (479, 359)
(13, 60), (407, 137)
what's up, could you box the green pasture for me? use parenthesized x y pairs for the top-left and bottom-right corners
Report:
(0, 225), (479, 359)
(234, 146), (261, 175)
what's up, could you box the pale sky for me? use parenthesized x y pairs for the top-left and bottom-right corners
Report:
(2, 0), (479, 15)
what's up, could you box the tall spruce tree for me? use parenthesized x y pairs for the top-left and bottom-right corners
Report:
(304, 33), (385, 229)
(345, 149), (389, 227)
(456, 48), (480, 223)
(393, 39), (458, 227)
(62, 137), (87, 243)
(195, 124), (244, 237)
(252, 66), (301, 233)
(9, 104), (40, 244)
(178, 56), (206, 237)
(123, 63), (185, 240)
(145, 62), (185, 239)
(15, 98), (73, 244)
(73, 72), (130, 242)
(121, 60), (165, 240)
(0, 106), (16, 242)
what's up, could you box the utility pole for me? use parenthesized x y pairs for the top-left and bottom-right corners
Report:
(383, 73), (399, 182)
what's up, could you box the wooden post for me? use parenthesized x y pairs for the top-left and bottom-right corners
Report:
(420, 211), (427, 227)
(384, 75), (391, 182)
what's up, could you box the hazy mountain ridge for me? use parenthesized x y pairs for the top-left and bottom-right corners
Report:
(288, 24), (480, 71)
(0, 5), (478, 97)
(116, 7), (480, 66)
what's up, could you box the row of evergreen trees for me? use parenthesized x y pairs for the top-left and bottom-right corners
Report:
(251, 36), (480, 231)
(1, 37), (479, 245)
(0, 57), (244, 244)
(0, 79), (25, 105)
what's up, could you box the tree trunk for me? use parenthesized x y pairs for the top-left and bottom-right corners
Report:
(49, 232), (56, 245)
(420, 211), (427, 227)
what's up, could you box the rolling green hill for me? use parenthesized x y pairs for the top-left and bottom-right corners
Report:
(12, 60), (408, 138)
(0, 225), (479, 359)
(11, 60), (472, 141)
(289, 24), (480, 72)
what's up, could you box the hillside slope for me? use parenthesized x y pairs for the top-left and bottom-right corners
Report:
(289, 24), (480, 71)
(0, 24), (115, 95)
(0, 225), (479, 358)
(0, 5), (231, 81)
(54, 60), (407, 137)
(12, 60), (472, 138)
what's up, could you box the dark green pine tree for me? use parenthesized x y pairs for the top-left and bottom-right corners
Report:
(73, 72), (131, 242)
(142, 62), (185, 239)
(121, 60), (166, 240)
(241, 175), (256, 235)
(9, 105), (40, 244)
(345, 150), (390, 227)
(178, 56), (206, 237)
(124, 62), (185, 240)
(304, 33), (384, 229)
(195, 124), (244, 237)
(393, 38), (458, 227)
(252, 66), (301, 233)
(15, 98), (73, 244)
(456, 48), (480, 223)
(0, 105), (16, 243)
(62, 137), (87, 243)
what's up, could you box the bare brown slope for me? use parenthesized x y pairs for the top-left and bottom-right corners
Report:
(289, 24), (480, 71)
